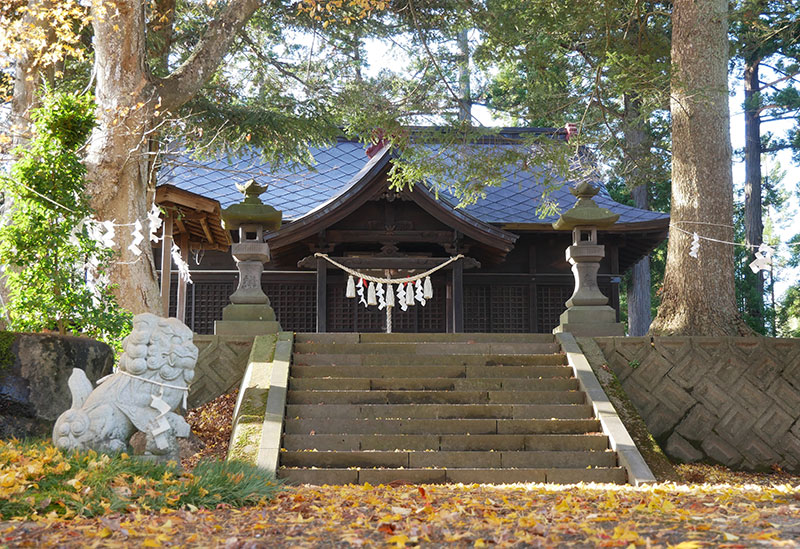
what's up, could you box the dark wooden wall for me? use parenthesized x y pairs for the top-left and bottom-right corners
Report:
(162, 193), (623, 334)
(165, 232), (621, 335)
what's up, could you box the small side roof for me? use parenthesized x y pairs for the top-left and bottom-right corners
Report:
(154, 185), (231, 251)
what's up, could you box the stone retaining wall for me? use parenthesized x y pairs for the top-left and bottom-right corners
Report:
(593, 336), (800, 472)
(189, 335), (254, 408)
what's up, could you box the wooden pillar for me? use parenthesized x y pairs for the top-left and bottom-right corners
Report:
(446, 275), (453, 333)
(452, 260), (464, 333)
(160, 215), (173, 316)
(316, 256), (327, 333)
(609, 243), (621, 322)
(529, 245), (538, 333)
(176, 232), (189, 323)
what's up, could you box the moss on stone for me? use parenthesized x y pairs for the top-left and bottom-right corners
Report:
(0, 331), (18, 373)
(227, 384), (270, 464)
(577, 337), (680, 482)
(225, 333), (285, 468)
(227, 422), (262, 465)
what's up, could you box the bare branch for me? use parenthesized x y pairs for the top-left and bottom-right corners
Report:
(758, 70), (800, 92)
(155, 0), (263, 112)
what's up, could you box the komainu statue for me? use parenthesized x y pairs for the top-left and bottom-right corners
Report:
(53, 313), (198, 462)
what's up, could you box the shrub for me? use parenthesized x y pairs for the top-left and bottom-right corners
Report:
(0, 91), (131, 347)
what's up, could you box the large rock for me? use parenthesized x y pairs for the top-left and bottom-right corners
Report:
(0, 332), (114, 438)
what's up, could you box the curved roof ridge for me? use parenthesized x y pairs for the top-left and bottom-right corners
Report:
(266, 144), (517, 253)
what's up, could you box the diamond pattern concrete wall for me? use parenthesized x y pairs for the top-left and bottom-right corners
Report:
(188, 335), (254, 408)
(593, 337), (800, 471)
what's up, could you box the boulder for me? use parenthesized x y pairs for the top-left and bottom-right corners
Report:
(0, 332), (114, 439)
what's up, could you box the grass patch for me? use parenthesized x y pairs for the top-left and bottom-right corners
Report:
(0, 438), (281, 520)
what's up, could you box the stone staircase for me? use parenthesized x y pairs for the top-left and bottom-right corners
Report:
(278, 333), (627, 485)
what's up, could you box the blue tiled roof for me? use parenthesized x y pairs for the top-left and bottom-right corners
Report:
(158, 137), (668, 226)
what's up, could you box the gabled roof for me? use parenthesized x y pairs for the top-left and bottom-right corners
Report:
(157, 131), (669, 229)
(267, 145), (517, 258)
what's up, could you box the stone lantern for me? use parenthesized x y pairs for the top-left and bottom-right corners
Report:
(215, 180), (283, 336)
(552, 182), (624, 336)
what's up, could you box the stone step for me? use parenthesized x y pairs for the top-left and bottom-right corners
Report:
(292, 353), (567, 367)
(294, 333), (557, 344)
(280, 450), (618, 469)
(288, 377), (578, 392)
(290, 364), (574, 380)
(283, 417), (601, 435)
(282, 433), (610, 452)
(285, 403), (595, 420)
(294, 342), (561, 355)
(277, 467), (627, 485)
(287, 390), (586, 405)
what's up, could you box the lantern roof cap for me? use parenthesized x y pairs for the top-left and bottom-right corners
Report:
(222, 179), (282, 231)
(552, 181), (620, 230)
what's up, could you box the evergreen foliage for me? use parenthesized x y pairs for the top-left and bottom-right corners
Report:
(0, 91), (131, 345)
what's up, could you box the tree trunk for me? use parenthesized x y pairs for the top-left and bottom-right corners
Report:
(3, 0), (55, 329)
(457, 28), (471, 123)
(85, 0), (162, 314)
(83, 0), (262, 315)
(743, 57), (764, 327)
(628, 182), (652, 336)
(9, 0), (56, 146)
(622, 94), (652, 336)
(650, 0), (749, 336)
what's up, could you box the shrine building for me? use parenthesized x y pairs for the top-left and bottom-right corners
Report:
(155, 128), (669, 334)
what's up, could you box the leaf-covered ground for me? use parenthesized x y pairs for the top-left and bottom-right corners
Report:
(2, 480), (799, 547)
(182, 390), (238, 470)
(4, 391), (799, 547)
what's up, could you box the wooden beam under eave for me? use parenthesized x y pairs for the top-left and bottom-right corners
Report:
(298, 256), (481, 270)
(175, 218), (187, 235)
(199, 217), (214, 244)
(156, 184), (218, 214)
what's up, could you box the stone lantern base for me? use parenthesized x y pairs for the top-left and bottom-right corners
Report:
(553, 305), (624, 337)
(215, 303), (281, 336)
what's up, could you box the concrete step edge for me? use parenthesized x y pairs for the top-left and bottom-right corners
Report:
(276, 467), (628, 485)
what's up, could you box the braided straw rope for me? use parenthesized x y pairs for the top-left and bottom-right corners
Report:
(314, 253), (464, 284)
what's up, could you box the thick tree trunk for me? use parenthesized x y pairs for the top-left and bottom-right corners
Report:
(650, 0), (749, 335)
(628, 183), (652, 336)
(83, 0), (262, 315)
(743, 57), (764, 326)
(623, 94), (652, 336)
(85, 0), (162, 314)
(9, 0), (55, 146)
(11, 50), (39, 147)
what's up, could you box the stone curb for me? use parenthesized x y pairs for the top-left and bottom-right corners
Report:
(555, 332), (656, 486)
(225, 331), (293, 470)
(226, 334), (274, 464)
(256, 331), (294, 474)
